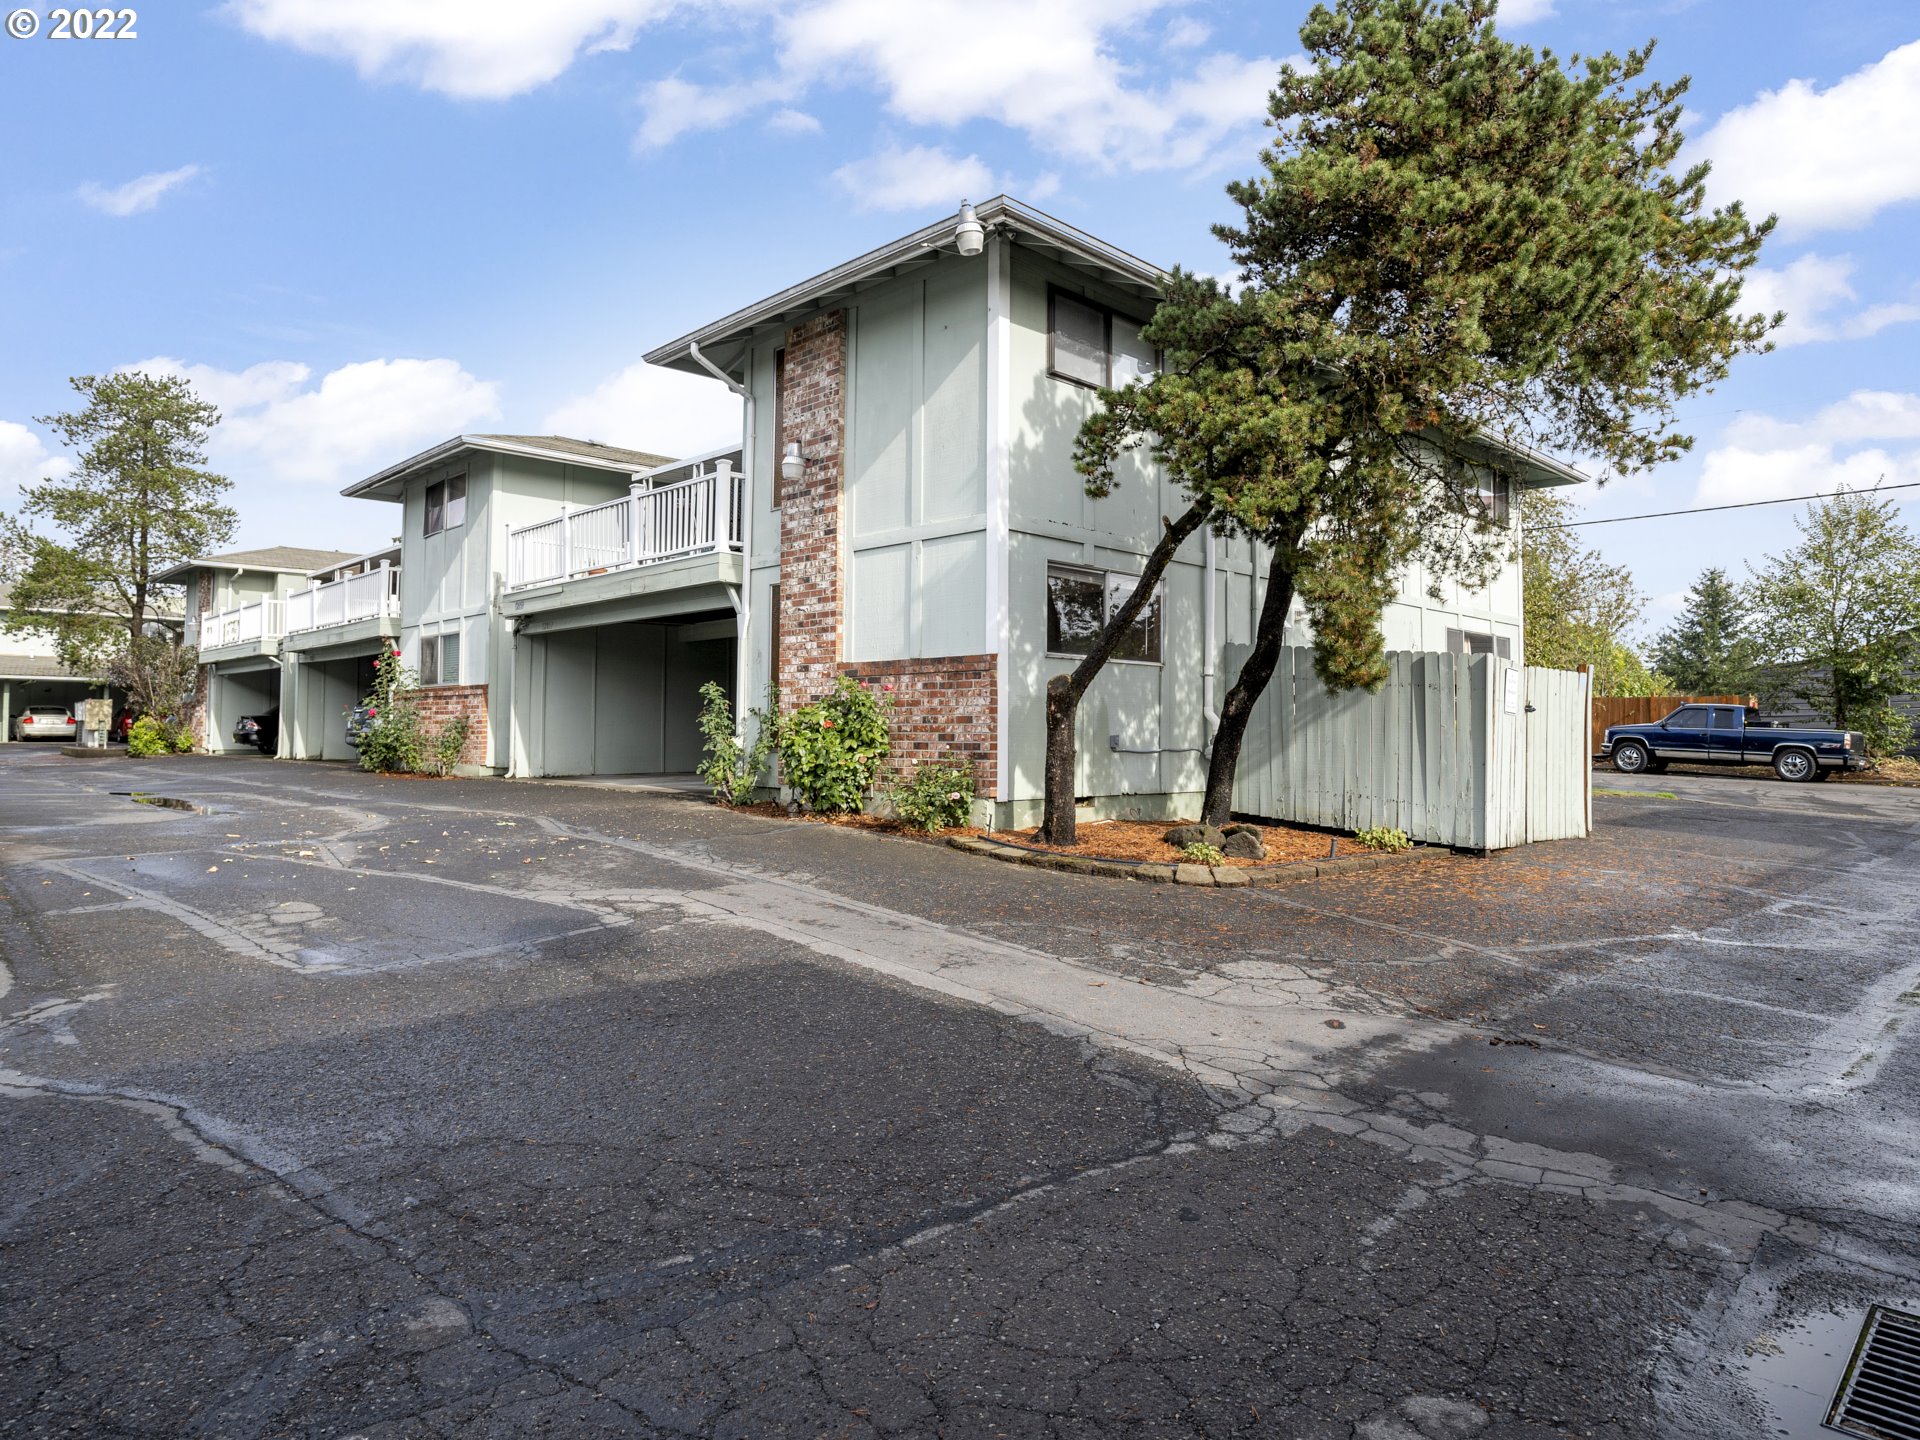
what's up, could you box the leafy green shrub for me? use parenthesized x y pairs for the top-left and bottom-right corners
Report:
(429, 716), (471, 777)
(696, 681), (780, 804)
(355, 648), (466, 776)
(776, 675), (892, 813)
(1180, 841), (1226, 865)
(889, 757), (976, 832)
(1859, 703), (1916, 760)
(168, 722), (195, 753)
(127, 716), (168, 757)
(1354, 825), (1413, 852)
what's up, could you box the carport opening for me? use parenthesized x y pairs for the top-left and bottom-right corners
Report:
(209, 666), (282, 754)
(528, 612), (735, 779)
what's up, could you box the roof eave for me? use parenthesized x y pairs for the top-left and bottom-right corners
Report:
(642, 195), (1169, 374)
(342, 434), (668, 500)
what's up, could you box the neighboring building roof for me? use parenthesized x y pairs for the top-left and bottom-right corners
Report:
(342, 434), (677, 501)
(0, 653), (99, 682)
(0, 583), (185, 621)
(153, 546), (358, 585)
(643, 195), (1161, 374)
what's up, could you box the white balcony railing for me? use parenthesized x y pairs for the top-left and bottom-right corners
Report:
(196, 597), (283, 651)
(507, 459), (746, 591)
(286, 567), (401, 634)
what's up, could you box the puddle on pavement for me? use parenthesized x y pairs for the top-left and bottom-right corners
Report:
(1737, 1307), (1863, 1437)
(109, 792), (213, 815)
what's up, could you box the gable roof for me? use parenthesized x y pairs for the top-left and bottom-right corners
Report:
(644, 195), (1161, 376)
(342, 434), (677, 501)
(0, 582), (186, 621)
(152, 546), (358, 585)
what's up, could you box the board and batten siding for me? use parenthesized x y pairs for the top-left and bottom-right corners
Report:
(1231, 650), (1591, 849)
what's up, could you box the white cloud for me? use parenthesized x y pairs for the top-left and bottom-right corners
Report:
(231, 0), (1282, 172)
(1495, 0), (1555, 24)
(128, 355), (501, 487)
(635, 76), (768, 149)
(543, 362), (742, 458)
(767, 107), (822, 135)
(0, 422), (73, 499)
(781, 0), (1283, 170)
(1699, 390), (1920, 507)
(1696, 40), (1920, 232)
(224, 0), (684, 100)
(1696, 443), (1920, 507)
(76, 165), (202, 217)
(1740, 253), (1920, 347)
(832, 144), (997, 213)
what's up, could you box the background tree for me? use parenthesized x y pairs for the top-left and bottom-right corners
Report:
(0, 371), (234, 675)
(1063, 0), (1775, 837)
(1747, 488), (1920, 755)
(1652, 566), (1758, 695)
(1521, 490), (1667, 695)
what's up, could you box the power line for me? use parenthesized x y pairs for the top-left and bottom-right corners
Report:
(1544, 480), (1920, 528)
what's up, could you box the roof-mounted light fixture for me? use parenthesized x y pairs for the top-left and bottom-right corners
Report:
(954, 200), (984, 257)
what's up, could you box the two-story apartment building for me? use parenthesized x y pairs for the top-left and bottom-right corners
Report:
(158, 546), (358, 752)
(634, 195), (1579, 828)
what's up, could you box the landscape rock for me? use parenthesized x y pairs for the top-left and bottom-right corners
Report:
(1164, 823), (1227, 849)
(1220, 828), (1266, 860)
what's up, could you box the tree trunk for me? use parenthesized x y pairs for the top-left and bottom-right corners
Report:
(1200, 548), (1298, 827)
(1039, 503), (1209, 845)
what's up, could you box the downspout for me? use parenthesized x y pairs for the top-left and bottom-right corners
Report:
(688, 341), (755, 741)
(1202, 527), (1220, 754)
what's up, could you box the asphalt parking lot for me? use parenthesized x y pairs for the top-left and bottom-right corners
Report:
(2, 749), (1917, 1438)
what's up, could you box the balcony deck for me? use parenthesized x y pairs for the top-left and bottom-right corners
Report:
(505, 455), (744, 617)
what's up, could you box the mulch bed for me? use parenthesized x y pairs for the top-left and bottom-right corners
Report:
(992, 818), (1370, 868)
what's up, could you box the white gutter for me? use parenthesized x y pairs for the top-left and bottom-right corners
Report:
(688, 340), (756, 742)
(1202, 527), (1220, 754)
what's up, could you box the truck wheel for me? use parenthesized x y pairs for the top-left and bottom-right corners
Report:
(1773, 748), (1816, 782)
(1612, 741), (1651, 774)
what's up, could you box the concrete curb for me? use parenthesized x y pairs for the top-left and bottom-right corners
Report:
(945, 835), (1436, 886)
(57, 744), (126, 760)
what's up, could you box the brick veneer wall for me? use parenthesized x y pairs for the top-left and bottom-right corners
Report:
(777, 311), (847, 704)
(839, 655), (997, 791)
(409, 684), (490, 768)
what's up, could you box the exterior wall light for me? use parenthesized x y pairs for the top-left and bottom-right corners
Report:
(780, 441), (807, 487)
(954, 200), (984, 257)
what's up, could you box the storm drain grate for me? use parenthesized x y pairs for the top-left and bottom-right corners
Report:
(1827, 1305), (1920, 1439)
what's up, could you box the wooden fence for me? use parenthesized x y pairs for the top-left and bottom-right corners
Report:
(1231, 650), (1591, 850)
(1588, 693), (1753, 757)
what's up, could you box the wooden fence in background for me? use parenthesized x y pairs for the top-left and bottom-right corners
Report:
(1587, 693), (1754, 757)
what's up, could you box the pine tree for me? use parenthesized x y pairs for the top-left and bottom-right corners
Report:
(1652, 567), (1756, 695)
(1057, 0), (1776, 838)
(1, 371), (234, 673)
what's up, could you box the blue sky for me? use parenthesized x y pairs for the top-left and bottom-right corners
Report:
(2, 0), (1916, 639)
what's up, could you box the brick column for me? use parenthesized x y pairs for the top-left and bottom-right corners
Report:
(777, 310), (846, 704)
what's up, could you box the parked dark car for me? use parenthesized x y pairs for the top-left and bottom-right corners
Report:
(345, 704), (374, 749)
(1600, 703), (1866, 782)
(233, 709), (279, 754)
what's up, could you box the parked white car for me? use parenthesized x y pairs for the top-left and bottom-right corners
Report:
(10, 706), (78, 742)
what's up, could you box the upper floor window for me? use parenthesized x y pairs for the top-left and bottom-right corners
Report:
(1477, 474), (1512, 525)
(1446, 628), (1512, 660)
(1046, 565), (1163, 664)
(1048, 289), (1157, 391)
(424, 475), (467, 537)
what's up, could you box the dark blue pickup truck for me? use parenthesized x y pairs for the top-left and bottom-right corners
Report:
(1600, 704), (1866, 782)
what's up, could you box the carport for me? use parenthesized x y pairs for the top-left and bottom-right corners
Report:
(512, 611), (735, 779)
(284, 649), (378, 762)
(204, 658), (281, 754)
(1, 661), (112, 741)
